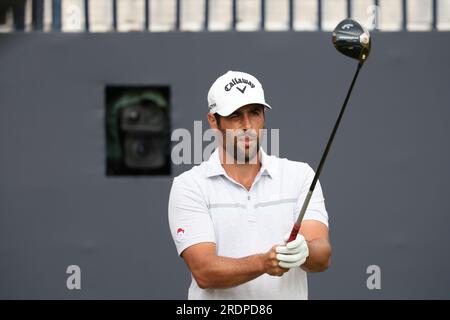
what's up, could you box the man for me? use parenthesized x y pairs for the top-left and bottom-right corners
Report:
(168, 70), (331, 299)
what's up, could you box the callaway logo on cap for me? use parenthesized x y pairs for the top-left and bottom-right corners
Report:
(207, 70), (272, 116)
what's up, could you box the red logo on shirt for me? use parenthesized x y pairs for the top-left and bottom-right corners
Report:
(177, 228), (185, 234)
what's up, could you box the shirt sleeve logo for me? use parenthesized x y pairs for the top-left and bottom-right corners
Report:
(176, 227), (185, 241)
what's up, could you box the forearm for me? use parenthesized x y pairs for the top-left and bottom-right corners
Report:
(193, 254), (266, 289)
(301, 238), (332, 272)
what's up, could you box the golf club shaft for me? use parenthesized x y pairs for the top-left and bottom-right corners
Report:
(287, 61), (364, 243)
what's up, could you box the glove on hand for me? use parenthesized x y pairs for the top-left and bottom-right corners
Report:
(275, 233), (309, 269)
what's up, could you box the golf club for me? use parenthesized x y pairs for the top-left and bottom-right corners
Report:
(287, 19), (371, 243)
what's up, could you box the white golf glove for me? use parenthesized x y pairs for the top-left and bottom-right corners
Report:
(275, 233), (309, 269)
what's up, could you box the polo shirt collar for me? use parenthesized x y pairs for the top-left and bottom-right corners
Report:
(205, 148), (276, 179)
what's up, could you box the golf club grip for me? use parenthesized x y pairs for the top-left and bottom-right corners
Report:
(287, 223), (301, 243)
(287, 189), (312, 243)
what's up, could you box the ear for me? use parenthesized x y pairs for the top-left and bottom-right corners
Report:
(207, 113), (218, 129)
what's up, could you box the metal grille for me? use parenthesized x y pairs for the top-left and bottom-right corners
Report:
(0, 0), (449, 32)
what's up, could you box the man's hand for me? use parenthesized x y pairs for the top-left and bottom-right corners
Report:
(262, 246), (290, 277)
(275, 234), (309, 269)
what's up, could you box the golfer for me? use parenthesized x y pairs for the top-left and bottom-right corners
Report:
(168, 70), (331, 299)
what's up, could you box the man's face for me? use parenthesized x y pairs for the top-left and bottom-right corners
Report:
(208, 104), (265, 164)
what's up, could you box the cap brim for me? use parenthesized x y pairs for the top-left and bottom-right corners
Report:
(215, 102), (271, 116)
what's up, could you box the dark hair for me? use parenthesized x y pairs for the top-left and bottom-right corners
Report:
(214, 113), (221, 126)
(213, 106), (266, 126)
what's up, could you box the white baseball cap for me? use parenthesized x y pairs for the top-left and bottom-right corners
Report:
(207, 70), (271, 116)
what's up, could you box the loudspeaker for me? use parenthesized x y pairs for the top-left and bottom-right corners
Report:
(106, 87), (171, 176)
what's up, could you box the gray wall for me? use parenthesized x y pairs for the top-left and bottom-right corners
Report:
(0, 32), (449, 299)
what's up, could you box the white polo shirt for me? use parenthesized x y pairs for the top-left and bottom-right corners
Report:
(168, 148), (329, 300)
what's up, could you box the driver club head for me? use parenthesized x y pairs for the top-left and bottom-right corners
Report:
(332, 19), (371, 62)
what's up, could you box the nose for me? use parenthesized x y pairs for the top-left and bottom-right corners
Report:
(242, 113), (252, 130)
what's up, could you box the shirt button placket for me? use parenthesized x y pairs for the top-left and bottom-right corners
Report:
(247, 193), (257, 222)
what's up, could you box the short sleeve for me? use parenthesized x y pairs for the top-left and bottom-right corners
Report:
(168, 175), (216, 256)
(296, 164), (329, 228)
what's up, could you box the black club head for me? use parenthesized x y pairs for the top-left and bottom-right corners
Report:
(332, 19), (371, 62)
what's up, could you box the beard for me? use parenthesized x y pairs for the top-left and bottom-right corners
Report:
(219, 128), (260, 164)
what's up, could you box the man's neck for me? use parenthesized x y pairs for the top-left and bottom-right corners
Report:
(219, 149), (262, 191)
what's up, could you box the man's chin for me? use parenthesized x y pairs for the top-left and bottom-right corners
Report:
(222, 142), (259, 164)
(237, 147), (259, 164)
